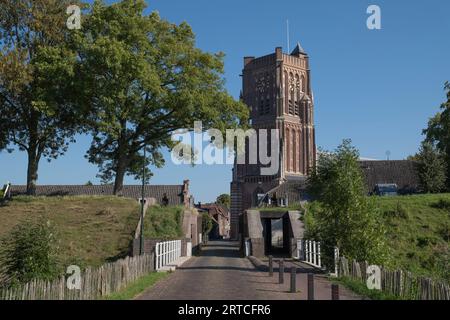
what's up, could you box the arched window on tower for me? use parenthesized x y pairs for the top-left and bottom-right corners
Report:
(253, 187), (265, 207)
(259, 98), (264, 116)
(301, 74), (306, 93)
(264, 96), (271, 114)
(289, 73), (295, 115)
(284, 70), (289, 114)
(293, 129), (297, 173)
(286, 127), (290, 172)
(294, 74), (300, 116)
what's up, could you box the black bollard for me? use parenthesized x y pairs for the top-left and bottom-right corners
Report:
(331, 284), (339, 300)
(290, 266), (296, 293)
(279, 259), (284, 284)
(307, 273), (314, 300)
(269, 255), (273, 276)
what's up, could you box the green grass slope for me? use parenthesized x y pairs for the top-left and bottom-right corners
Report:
(0, 196), (139, 268)
(143, 205), (184, 240)
(374, 193), (449, 281)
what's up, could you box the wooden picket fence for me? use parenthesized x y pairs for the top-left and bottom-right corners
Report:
(0, 254), (154, 300)
(338, 256), (450, 300)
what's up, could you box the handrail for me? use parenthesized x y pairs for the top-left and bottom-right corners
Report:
(2, 182), (10, 200)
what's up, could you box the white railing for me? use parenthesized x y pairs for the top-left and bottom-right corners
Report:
(297, 239), (340, 274)
(244, 239), (251, 257)
(297, 239), (322, 268)
(155, 240), (182, 270)
(3, 182), (10, 199)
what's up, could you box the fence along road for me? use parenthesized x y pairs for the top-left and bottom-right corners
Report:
(136, 240), (362, 300)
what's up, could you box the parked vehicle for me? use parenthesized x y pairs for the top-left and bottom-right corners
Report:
(374, 183), (398, 196)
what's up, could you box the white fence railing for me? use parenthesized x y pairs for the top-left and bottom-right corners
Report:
(297, 239), (340, 275)
(2, 182), (10, 200)
(244, 239), (251, 257)
(155, 240), (182, 270)
(298, 239), (322, 268)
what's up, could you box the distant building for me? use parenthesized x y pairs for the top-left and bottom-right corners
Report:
(230, 44), (317, 239)
(10, 180), (193, 207)
(196, 203), (231, 239)
(359, 160), (420, 195)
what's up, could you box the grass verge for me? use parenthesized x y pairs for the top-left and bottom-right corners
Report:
(330, 276), (401, 300)
(104, 272), (169, 300)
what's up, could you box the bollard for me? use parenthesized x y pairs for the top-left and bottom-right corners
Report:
(307, 273), (314, 300)
(290, 266), (296, 293)
(331, 284), (339, 300)
(269, 255), (273, 276)
(279, 259), (284, 284)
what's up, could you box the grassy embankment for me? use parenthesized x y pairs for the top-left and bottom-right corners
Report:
(374, 193), (449, 281)
(0, 195), (140, 268)
(143, 205), (185, 240)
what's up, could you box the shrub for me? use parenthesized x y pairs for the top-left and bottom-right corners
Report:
(202, 213), (213, 243)
(143, 206), (184, 240)
(0, 219), (61, 286)
(307, 139), (389, 266)
(431, 199), (450, 211)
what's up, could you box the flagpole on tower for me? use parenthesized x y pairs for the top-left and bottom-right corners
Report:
(287, 19), (290, 53)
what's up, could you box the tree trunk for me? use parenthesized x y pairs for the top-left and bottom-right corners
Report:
(26, 148), (39, 196)
(113, 160), (127, 196)
(113, 127), (129, 196)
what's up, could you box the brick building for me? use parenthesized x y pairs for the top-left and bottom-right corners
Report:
(10, 180), (193, 207)
(230, 44), (316, 239)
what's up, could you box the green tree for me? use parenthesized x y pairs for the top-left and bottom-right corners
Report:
(416, 142), (447, 193)
(0, 219), (61, 285)
(307, 139), (389, 265)
(424, 81), (450, 189)
(74, 0), (248, 195)
(0, 0), (84, 195)
(202, 212), (213, 244)
(216, 194), (231, 208)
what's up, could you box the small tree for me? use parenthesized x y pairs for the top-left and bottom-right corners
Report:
(307, 139), (389, 266)
(0, 219), (60, 286)
(416, 142), (447, 193)
(216, 194), (231, 208)
(424, 81), (450, 189)
(202, 213), (213, 244)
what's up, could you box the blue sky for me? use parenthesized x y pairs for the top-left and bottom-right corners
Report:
(1, 0), (449, 202)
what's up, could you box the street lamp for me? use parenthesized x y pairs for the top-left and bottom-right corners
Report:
(140, 147), (146, 255)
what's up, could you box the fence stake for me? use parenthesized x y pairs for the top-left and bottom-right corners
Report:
(331, 284), (339, 300)
(269, 255), (273, 276)
(279, 259), (284, 284)
(308, 273), (314, 300)
(290, 266), (296, 293)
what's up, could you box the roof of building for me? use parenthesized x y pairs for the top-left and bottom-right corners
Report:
(359, 160), (420, 194)
(266, 179), (308, 203)
(197, 203), (230, 220)
(10, 184), (185, 205)
(291, 42), (306, 55)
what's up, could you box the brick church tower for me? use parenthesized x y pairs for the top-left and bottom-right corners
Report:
(230, 44), (316, 239)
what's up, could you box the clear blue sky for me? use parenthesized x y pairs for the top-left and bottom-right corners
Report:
(1, 0), (449, 202)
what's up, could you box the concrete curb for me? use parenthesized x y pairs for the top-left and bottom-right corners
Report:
(157, 256), (192, 272)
